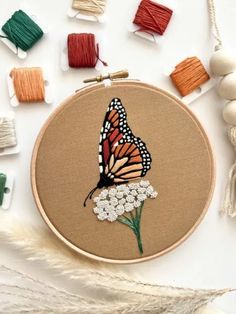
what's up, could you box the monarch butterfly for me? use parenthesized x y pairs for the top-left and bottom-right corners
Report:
(84, 98), (152, 206)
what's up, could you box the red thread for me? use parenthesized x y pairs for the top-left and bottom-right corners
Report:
(67, 33), (108, 68)
(133, 0), (173, 36)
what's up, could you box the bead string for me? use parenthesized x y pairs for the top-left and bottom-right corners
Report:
(208, 0), (236, 216)
(0, 10), (44, 52)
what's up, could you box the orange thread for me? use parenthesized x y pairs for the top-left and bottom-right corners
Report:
(170, 57), (210, 97)
(10, 67), (45, 103)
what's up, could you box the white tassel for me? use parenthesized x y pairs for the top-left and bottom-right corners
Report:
(222, 126), (236, 216)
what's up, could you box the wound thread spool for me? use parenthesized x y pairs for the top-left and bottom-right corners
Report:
(133, 0), (173, 36)
(0, 116), (17, 149)
(10, 67), (45, 103)
(67, 33), (107, 68)
(1, 10), (44, 52)
(0, 173), (7, 206)
(170, 57), (210, 97)
(72, 0), (106, 17)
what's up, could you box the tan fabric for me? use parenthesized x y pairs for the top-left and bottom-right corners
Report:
(32, 81), (214, 262)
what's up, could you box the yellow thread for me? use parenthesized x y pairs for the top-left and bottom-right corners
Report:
(10, 67), (45, 103)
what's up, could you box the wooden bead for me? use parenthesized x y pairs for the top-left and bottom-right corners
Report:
(218, 73), (236, 100)
(223, 100), (236, 124)
(210, 49), (236, 76)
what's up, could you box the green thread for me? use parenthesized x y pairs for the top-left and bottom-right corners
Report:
(0, 173), (7, 206)
(1, 10), (44, 52)
(117, 201), (144, 255)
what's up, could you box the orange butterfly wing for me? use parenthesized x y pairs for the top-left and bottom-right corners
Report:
(98, 98), (152, 186)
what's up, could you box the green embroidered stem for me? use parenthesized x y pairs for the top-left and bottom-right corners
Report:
(1, 10), (44, 52)
(117, 202), (144, 255)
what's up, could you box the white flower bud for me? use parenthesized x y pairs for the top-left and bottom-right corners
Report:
(126, 195), (135, 203)
(140, 180), (150, 187)
(116, 205), (125, 215)
(116, 192), (124, 199)
(110, 198), (118, 206)
(97, 212), (107, 221)
(137, 194), (147, 201)
(109, 188), (117, 197)
(119, 199), (126, 205)
(134, 201), (141, 208)
(146, 186), (154, 196)
(150, 191), (158, 198)
(100, 190), (108, 199)
(107, 211), (118, 222)
(131, 190), (138, 196)
(125, 203), (134, 212)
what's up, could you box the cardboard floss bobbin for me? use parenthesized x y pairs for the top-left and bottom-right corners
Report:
(0, 172), (14, 210)
(7, 68), (53, 107)
(166, 56), (218, 105)
(67, 7), (106, 23)
(129, 0), (176, 44)
(60, 33), (107, 72)
(0, 111), (19, 157)
(0, 7), (48, 59)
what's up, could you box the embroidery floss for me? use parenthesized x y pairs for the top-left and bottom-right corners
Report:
(0, 173), (7, 206)
(133, 0), (173, 36)
(10, 67), (45, 103)
(72, 0), (106, 17)
(170, 57), (210, 97)
(67, 33), (107, 68)
(0, 172), (14, 209)
(1, 10), (43, 52)
(0, 116), (17, 150)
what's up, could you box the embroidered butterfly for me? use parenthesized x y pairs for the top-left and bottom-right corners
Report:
(84, 98), (152, 206)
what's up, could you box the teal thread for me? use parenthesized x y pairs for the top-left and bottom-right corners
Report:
(1, 10), (43, 52)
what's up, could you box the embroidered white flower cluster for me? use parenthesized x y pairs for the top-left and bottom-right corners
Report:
(93, 180), (158, 222)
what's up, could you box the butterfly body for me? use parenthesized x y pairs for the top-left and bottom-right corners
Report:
(84, 98), (152, 206)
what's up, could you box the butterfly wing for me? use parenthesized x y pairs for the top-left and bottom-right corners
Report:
(98, 98), (152, 187)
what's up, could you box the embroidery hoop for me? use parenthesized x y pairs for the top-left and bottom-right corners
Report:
(31, 80), (215, 264)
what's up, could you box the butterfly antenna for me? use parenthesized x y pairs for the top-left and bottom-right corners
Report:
(83, 186), (98, 207)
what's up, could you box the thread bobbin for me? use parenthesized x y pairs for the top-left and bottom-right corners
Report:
(0, 8), (48, 59)
(61, 33), (107, 71)
(0, 172), (14, 210)
(0, 112), (19, 156)
(7, 67), (53, 106)
(167, 56), (217, 104)
(68, 0), (106, 23)
(129, 0), (174, 44)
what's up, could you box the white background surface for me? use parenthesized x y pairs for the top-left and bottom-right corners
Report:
(1, 0), (236, 312)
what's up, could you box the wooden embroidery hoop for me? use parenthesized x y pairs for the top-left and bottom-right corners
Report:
(31, 79), (215, 264)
